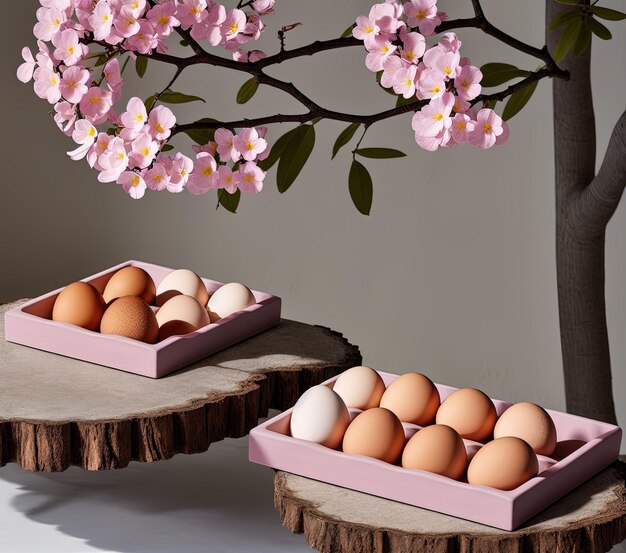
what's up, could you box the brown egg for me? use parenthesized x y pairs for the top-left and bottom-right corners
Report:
(379, 372), (440, 425)
(494, 402), (557, 456)
(402, 424), (468, 480)
(342, 407), (406, 464)
(332, 366), (386, 410)
(103, 266), (156, 304)
(158, 320), (197, 341)
(467, 437), (538, 490)
(436, 388), (497, 442)
(52, 282), (106, 331)
(100, 296), (159, 344)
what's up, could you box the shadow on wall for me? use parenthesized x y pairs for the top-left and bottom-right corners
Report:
(0, 435), (309, 553)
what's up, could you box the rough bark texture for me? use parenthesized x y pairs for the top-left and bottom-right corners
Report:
(0, 301), (361, 472)
(274, 461), (626, 553)
(547, 1), (624, 424)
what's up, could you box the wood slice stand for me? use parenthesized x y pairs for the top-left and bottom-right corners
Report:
(274, 461), (626, 553)
(0, 300), (361, 472)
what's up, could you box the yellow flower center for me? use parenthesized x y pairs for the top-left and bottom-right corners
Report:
(483, 123), (493, 134)
(131, 175), (140, 186)
(457, 122), (466, 130)
(430, 86), (441, 93)
(50, 75), (58, 85)
(155, 123), (165, 133)
(461, 80), (469, 89)
(225, 176), (233, 183)
(417, 10), (426, 19)
(102, 14), (109, 22)
(365, 26), (373, 33)
(432, 113), (443, 121)
(68, 80), (76, 88)
(405, 51), (415, 61)
(90, 96), (100, 104)
(202, 167), (213, 176)
(381, 45), (389, 53)
(244, 175), (253, 182)
(181, 169), (187, 176)
(230, 23), (239, 33)
(88, 127), (96, 137)
(191, 6), (201, 14)
(443, 66), (452, 75)
(67, 46), (75, 55)
(135, 113), (143, 122)
(245, 142), (255, 151)
(141, 148), (149, 156)
(54, 18), (60, 26)
(154, 174), (163, 182)
(158, 15), (169, 24)
(405, 79), (412, 86)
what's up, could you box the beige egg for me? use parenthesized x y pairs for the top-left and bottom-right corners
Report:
(379, 372), (440, 425)
(207, 282), (256, 322)
(342, 407), (406, 464)
(156, 295), (210, 330)
(103, 266), (156, 304)
(402, 424), (468, 480)
(332, 366), (386, 410)
(436, 388), (497, 442)
(52, 282), (106, 332)
(100, 296), (159, 344)
(158, 319), (197, 341)
(494, 402), (557, 456)
(467, 437), (538, 490)
(290, 385), (351, 450)
(156, 269), (209, 307)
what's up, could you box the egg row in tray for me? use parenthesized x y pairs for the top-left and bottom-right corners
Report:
(289, 366), (562, 491)
(51, 266), (257, 344)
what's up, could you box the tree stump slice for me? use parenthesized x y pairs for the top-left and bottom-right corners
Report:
(0, 300), (361, 472)
(274, 460), (626, 553)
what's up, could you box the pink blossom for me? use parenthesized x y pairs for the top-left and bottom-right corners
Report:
(118, 171), (147, 199)
(121, 0), (147, 19)
(187, 152), (218, 194)
(40, 0), (73, 10)
(120, 96), (147, 132)
(467, 108), (504, 149)
(176, 0), (207, 30)
(400, 31), (425, 64)
(114, 6), (141, 38)
(214, 128), (240, 162)
(67, 119), (97, 160)
(353, 15), (380, 48)
(192, 142), (217, 156)
(125, 20), (158, 54)
(98, 137), (129, 182)
(423, 46), (460, 79)
(33, 66), (61, 103)
(455, 65), (482, 101)
(89, 1), (114, 41)
(450, 113), (474, 144)
(238, 162), (265, 194)
(365, 37), (397, 72)
(452, 96), (471, 113)
(496, 120), (509, 145)
(380, 55), (406, 88)
(17, 47), (36, 83)
(403, 0), (440, 36)
(167, 152), (193, 190)
(217, 165), (241, 194)
(369, 3), (402, 35)
(59, 65), (90, 103)
(52, 28), (82, 66)
(147, 105), (175, 140)
(411, 91), (455, 138)
(233, 128), (268, 162)
(221, 9), (246, 41)
(86, 132), (112, 168)
(53, 100), (77, 134)
(80, 87), (113, 124)
(144, 162), (170, 190)
(104, 58), (123, 102)
(438, 32), (461, 53)
(252, 0), (275, 15)
(414, 128), (449, 151)
(416, 67), (445, 99)
(393, 64), (418, 98)
(147, 1), (180, 37)
(129, 132), (159, 169)
(34, 7), (66, 41)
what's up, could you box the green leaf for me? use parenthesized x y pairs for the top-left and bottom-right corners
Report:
(590, 6), (626, 21)
(549, 9), (583, 30)
(573, 20), (592, 56)
(480, 63), (530, 87)
(332, 123), (360, 160)
(182, 118), (218, 144)
(257, 127), (299, 171)
(161, 144), (174, 152)
(555, 0), (579, 4)
(554, 18), (583, 62)
(396, 95), (417, 107)
(502, 81), (538, 121)
(310, 117), (323, 125)
(135, 56), (148, 78)
(94, 54), (108, 67)
(236, 78), (258, 104)
(159, 89), (206, 104)
(348, 160), (373, 216)
(341, 24), (355, 38)
(355, 147), (406, 159)
(276, 124), (315, 193)
(588, 17), (612, 39)
(180, 39), (190, 46)
(84, 50), (108, 60)
(218, 189), (241, 213)
(144, 95), (156, 112)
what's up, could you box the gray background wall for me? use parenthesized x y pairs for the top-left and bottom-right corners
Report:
(1, 2), (626, 552)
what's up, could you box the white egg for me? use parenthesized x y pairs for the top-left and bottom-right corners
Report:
(290, 385), (350, 450)
(156, 269), (209, 307)
(207, 282), (256, 322)
(156, 295), (210, 330)
(332, 366), (386, 410)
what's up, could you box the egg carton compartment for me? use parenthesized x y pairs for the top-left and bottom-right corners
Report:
(4, 260), (281, 378)
(249, 371), (621, 531)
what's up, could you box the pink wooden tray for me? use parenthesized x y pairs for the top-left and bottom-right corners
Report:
(4, 260), (281, 379)
(249, 371), (621, 530)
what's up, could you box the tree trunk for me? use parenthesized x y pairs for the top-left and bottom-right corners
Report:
(547, 1), (620, 424)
